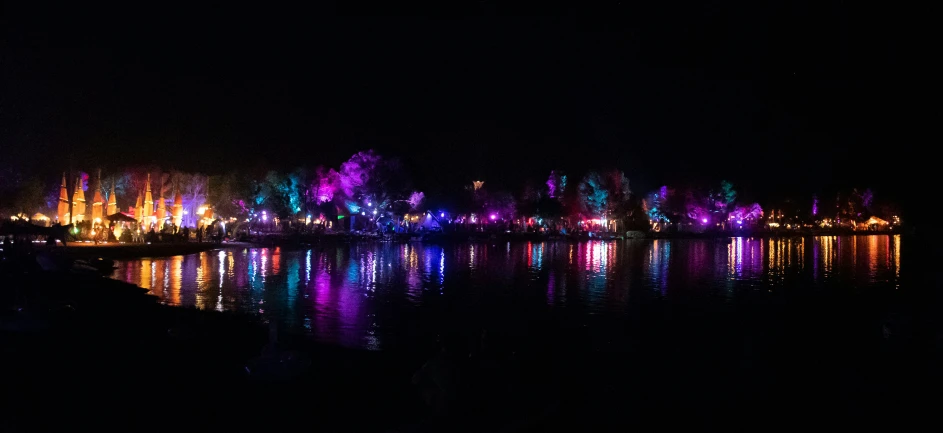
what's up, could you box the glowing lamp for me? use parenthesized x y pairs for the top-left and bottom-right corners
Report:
(361, 211), (365, 216)
(737, 220), (742, 225)
(440, 212), (445, 218)
(368, 202), (372, 207)
(490, 214), (497, 220)
(372, 209), (377, 215)
(702, 218), (708, 223)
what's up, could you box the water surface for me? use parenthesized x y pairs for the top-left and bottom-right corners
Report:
(111, 235), (903, 351)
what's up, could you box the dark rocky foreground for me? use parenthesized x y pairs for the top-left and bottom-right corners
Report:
(2, 237), (941, 432)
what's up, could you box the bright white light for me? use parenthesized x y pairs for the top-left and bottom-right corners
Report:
(372, 209), (377, 215)
(440, 212), (445, 218)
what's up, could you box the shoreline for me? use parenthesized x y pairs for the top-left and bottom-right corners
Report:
(13, 230), (907, 262)
(249, 228), (906, 246)
(60, 241), (250, 259)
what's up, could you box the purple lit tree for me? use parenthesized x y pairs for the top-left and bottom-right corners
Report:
(486, 191), (517, 220)
(546, 170), (566, 199)
(407, 191), (425, 210)
(338, 150), (383, 198)
(861, 188), (874, 211)
(729, 203), (764, 222)
(312, 166), (339, 204)
(682, 187), (710, 224)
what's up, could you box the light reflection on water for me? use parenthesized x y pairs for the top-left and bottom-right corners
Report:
(112, 235), (903, 350)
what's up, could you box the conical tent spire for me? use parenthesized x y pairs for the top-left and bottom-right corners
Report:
(157, 188), (167, 224)
(91, 169), (104, 221)
(172, 183), (183, 227)
(107, 180), (118, 216)
(59, 173), (68, 201)
(143, 173), (153, 218)
(72, 176), (86, 222)
(135, 190), (144, 223)
(57, 173), (70, 223)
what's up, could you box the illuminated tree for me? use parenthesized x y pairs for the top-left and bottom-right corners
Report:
(312, 165), (339, 204)
(578, 170), (630, 217)
(329, 150), (415, 212)
(643, 186), (671, 223)
(209, 172), (252, 219)
(546, 170), (566, 199)
(578, 171), (608, 216)
(251, 171), (297, 219)
(729, 203), (764, 222)
(861, 188), (874, 211)
(407, 191), (425, 211)
(338, 150), (383, 198)
(707, 180), (737, 213)
(287, 168), (309, 215)
(175, 173), (208, 227)
(486, 191), (517, 219)
(362, 157), (412, 210)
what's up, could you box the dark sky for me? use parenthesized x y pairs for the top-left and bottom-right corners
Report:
(1, 2), (928, 208)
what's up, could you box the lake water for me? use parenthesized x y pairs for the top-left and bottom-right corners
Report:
(110, 235), (903, 351)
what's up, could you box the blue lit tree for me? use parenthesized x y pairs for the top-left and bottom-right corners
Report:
(578, 171), (609, 217)
(578, 170), (630, 218)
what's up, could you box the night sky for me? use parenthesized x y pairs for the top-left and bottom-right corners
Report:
(1, 3), (926, 209)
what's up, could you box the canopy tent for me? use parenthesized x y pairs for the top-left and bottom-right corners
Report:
(107, 212), (138, 223)
(865, 216), (889, 225)
(418, 211), (443, 231)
